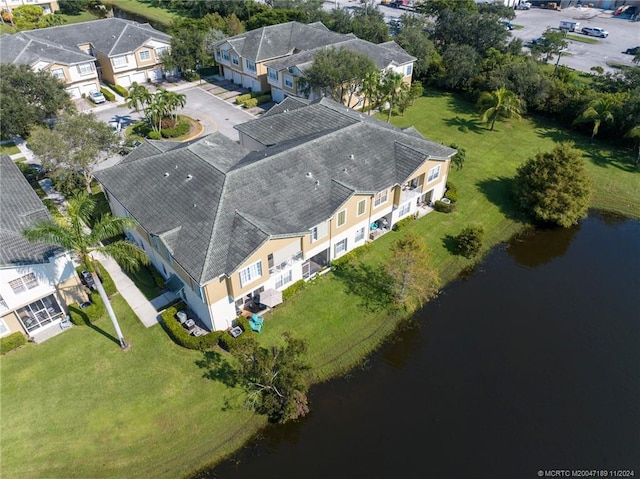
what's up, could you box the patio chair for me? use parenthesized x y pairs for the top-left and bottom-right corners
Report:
(251, 313), (264, 325)
(249, 319), (262, 333)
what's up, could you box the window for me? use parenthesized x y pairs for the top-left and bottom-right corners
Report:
(268, 68), (278, 81)
(0, 294), (7, 311)
(406, 64), (413, 76)
(284, 74), (293, 88)
(112, 55), (128, 68)
(334, 238), (348, 257)
(0, 318), (8, 337)
(357, 199), (367, 216)
(139, 50), (151, 61)
(374, 189), (388, 207)
(9, 273), (38, 294)
(399, 201), (411, 217)
(51, 68), (65, 80)
(275, 270), (292, 289)
(155, 46), (167, 58)
(17, 294), (62, 333)
(246, 59), (256, 72)
(78, 63), (94, 75)
(355, 227), (365, 242)
(337, 209), (347, 227)
(232, 54), (239, 66)
(427, 165), (441, 183)
(239, 261), (262, 287)
(310, 221), (329, 243)
(221, 50), (230, 61)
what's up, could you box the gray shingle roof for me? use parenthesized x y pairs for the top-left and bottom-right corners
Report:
(96, 100), (456, 285)
(0, 156), (63, 266)
(0, 18), (170, 67)
(214, 21), (354, 62)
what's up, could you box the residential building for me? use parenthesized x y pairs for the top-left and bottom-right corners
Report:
(0, 18), (171, 98)
(1, 0), (59, 15)
(0, 156), (84, 341)
(96, 98), (455, 332)
(212, 21), (415, 105)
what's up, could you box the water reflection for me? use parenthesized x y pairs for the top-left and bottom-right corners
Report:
(506, 223), (579, 268)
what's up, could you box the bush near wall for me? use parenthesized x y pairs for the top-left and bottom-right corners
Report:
(393, 215), (415, 232)
(282, 280), (307, 301)
(160, 304), (222, 351)
(75, 262), (116, 296)
(218, 316), (253, 353)
(444, 181), (458, 203)
(68, 290), (105, 325)
(434, 200), (456, 213)
(0, 332), (27, 355)
(100, 87), (115, 102)
(235, 92), (261, 104)
(331, 244), (370, 272)
(104, 81), (128, 98)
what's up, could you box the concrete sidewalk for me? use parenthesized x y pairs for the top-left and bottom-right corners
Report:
(92, 252), (160, 328)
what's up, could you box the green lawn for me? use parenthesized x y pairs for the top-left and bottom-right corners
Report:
(1, 91), (638, 479)
(100, 0), (181, 28)
(0, 142), (20, 156)
(567, 34), (599, 44)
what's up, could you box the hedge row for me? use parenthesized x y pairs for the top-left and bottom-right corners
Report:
(105, 81), (128, 98)
(331, 244), (370, 272)
(68, 290), (105, 325)
(282, 280), (307, 301)
(393, 215), (415, 232)
(434, 200), (456, 213)
(236, 93), (272, 108)
(234, 92), (260, 104)
(100, 87), (115, 102)
(160, 304), (223, 351)
(0, 332), (27, 355)
(444, 181), (458, 203)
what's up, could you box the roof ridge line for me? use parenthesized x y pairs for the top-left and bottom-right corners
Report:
(108, 21), (130, 56)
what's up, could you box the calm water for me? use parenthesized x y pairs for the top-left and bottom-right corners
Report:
(204, 213), (640, 479)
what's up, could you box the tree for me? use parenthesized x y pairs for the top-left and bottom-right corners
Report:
(235, 333), (310, 423)
(394, 15), (441, 84)
(23, 193), (149, 349)
(513, 142), (593, 228)
(245, 8), (306, 30)
(416, 0), (477, 17)
(531, 28), (568, 65)
(437, 43), (481, 91)
(396, 81), (423, 116)
(59, 0), (90, 14)
(572, 95), (617, 140)
(380, 70), (409, 123)
(455, 226), (484, 258)
(624, 125), (640, 166)
(0, 63), (74, 138)
(449, 143), (466, 170)
(28, 113), (118, 194)
(434, 9), (510, 56)
(477, 87), (523, 131)
(163, 20), (212, 75)
(350, 5), (389, 44)
(12, 4), (43, 29)
(385, 233), (440, 307)
(126, 82), (152, 114)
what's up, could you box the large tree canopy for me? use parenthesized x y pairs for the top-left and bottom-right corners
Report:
(0, 63), (74, 138)
(513, 142), (593, 227)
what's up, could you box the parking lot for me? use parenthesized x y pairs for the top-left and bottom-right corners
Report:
(509, 6), (639, 73)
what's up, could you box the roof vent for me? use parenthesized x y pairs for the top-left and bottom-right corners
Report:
(193, 203), (197, 208)
(343, 168), (348, 173)
(164, 172), (169, 177)
(315, 180), (320, 187)
(187, 174), (193, 180)
(306, 172), (312, 178)
(175, 165), (179, 169)
(349, 154), (354, 160)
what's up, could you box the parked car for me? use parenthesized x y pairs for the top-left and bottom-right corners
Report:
(88, 90), (106, 104)
(81, 270), (96, 290)
(517, 1), (531, 9)
(502, 21), (515, 31)
(624, 46), (640, 55)
(581, 27), (609, 38)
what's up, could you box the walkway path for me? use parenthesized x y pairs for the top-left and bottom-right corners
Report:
(92, 252), (160, 328)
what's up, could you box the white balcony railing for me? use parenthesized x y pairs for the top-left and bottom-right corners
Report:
(399, 185), (422, 204)
(269, 251), (303, 275)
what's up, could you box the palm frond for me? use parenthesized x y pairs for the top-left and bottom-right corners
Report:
(98, 241), (149, 272)
(23, 219), (77, 251)
(88, 215), (137, 244)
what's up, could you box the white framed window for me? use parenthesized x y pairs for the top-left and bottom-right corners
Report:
(112, 55), (128, 68)
(334, 238), (348, 257)
(232, 54), (239, 66)
(268, 68), (278, 81)
(310, 221), (329, 243)
(0, 317), (9, 337)
(139, 50), (151, 61)
(9, 273), (39, 295)
(275, 270), (293, 289)
(284, 74), (293, 88)
(51, 68), (65, 79)
(374, 189), (388, 207)
(239, 261), (262, 287)
(221, 50), (230, 61)
(399, 201), (411, 217)
(246, 59), (256, 72)
(78, 63), (94, 75)
(357, 199), (367, 216)
(337, 209), (347, 227)
(427, 165), (441, 183)
(406, 64), (413, 76)
(355, 227), (365, 242)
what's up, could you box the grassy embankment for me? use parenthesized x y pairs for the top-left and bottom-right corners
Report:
(1, 92), (638, 479)
(100, 0), (180, 28)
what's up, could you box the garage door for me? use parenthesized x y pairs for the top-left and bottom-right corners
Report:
(224, 67), (232, 81)
(148, 68), (163, 81)
(67, 87), (81, 99)
(232, 71), (241, 84)
(131, 72), (146, 84)
(81, 82), (98, 95)
(118, 75), (131, 88)
(271, 88), (285, 103)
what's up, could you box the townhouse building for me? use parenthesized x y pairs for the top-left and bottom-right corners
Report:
(212, 21), (415, 105)
(96, 98), (455, 332)
(0, 18), (171, 99)
(0, 156), (84, 341)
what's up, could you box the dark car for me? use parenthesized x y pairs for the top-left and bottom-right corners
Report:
(624, 46), (640, 55)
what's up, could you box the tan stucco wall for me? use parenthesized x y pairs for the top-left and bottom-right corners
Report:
(2, 311), (24, 337)
(329, 194), (370, 236)
(204, 275), (230, 304)
(96, 51), (115, 84)
(134, 46), (157, 68)
(57, 275), (87, 307)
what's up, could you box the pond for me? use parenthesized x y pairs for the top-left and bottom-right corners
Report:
(203, 212), (640, 478)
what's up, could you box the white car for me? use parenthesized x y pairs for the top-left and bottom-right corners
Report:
(88, 90), (106, 104)
(582, 27), (609, 38)
(517, 1), (531, 9)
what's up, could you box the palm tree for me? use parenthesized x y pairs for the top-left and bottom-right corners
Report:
(477, 87), (523, 132)
(362, 70), (380, 115)
(126, 82), (152, 115)
(380, 70), (409, 123)
(23, 193), (148, 349)
(573, 96), (617, 140)
(157, 89), (187, 122)
(625, 125), (640, 166)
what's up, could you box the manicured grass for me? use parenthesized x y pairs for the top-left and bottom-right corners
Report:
(100, 0), (181, 28)
(1, 90), (638, 479)
(123, 265), (164, 301)
(567, 34), (599, 44)
(0, 142), (20, 155)
(0, 296), (265, 479)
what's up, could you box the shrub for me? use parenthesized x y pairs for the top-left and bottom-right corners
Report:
(446, 180), (457, 194)
(68, 290), (105, 324)
(393, 216), (415, 232)
(160, 304), (223, 350)
(331, 244), (369, 272)
(218, 316), (253, 353)
(147, 265), (165, 289)
(434, 200), (456, 213)
(282, 280), (307, 301)
(100, 87), (115, 101)
(0, 332), (27, 355)
(243, 98), (258, 108)
(183, 70), (199, 82)
(76, 262), (116, 296)
(235, 93), (253, 104)
(444, 189), (458, 203)
(256, 94), (272, 105)
(455, 225), (484, 258)
(148, 131), (162, 140)
(161, 121), (190, 138)
(112, 84), (128, 98)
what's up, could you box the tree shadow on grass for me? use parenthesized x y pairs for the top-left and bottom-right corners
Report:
(196, 350), (239, 388)
(444, 115), (484, 134)
(67, 304), (121, 346)
(476, 176), (528, 222)
(442, 234), (460, 255)
(333, 263), (394, 312)
(446, 94), (477, 116)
